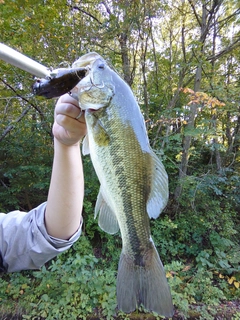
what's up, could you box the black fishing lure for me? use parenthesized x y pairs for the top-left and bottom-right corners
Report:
(32, 67), (87, 98)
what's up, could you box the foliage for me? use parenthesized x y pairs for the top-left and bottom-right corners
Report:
(0, 0), (239, 318)
(165, 260), (240, 319)
(0, 120), (53, 211)
(1, 248), (239, 319)
(0, 252), (117, 320)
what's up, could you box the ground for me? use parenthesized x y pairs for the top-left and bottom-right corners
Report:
(1, 300), (240, 319)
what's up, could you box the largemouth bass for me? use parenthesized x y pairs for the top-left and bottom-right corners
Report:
(74, 54), (174, 317)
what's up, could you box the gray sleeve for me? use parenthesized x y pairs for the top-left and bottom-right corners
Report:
(0, 202), (82, 272)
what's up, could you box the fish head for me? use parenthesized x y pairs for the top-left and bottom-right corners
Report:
(74, 57), (115, 111)
(72, 52), (102, 68)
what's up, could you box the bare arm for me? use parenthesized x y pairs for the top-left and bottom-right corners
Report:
(45, 94), (86, 240)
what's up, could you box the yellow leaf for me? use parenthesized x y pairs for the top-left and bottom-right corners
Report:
(166, 272), (173, 278)
(182, 87), (194, 94)
(219, 273), (225, 279)
(228, 276), (236, 284)
(212, 108), (217, 115)
(234, 281), (239, 289)
(21, 283), (29, 289)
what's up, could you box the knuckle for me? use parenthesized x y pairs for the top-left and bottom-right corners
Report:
(63, 103), (75, 114)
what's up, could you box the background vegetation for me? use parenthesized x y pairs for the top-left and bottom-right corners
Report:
(0, 0), (239, 319)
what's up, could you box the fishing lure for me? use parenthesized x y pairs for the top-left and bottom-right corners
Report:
(32, 67), (87, 99)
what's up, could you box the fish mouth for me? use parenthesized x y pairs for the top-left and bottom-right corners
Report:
(76, 81), (104, 93)
(88, 108), (100, 113)
(33, 53), (106, 99)
(76, 58), (107, 93)
(76, 67), (105, 92)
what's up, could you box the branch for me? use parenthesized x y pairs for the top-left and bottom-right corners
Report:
(217, 8), (240, 29)
(0, 78), (53, 139)
(0, 105), (31, 142)
(0, 78), (45, 120)
(69, 5), (102, 25)
(188, 0), (202, 27)
(200, 0), (222, 43)
(207, 37), (240, 62)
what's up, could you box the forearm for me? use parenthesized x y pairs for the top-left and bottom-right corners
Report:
(45, 138), (84, 240)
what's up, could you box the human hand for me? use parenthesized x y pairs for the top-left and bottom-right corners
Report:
(53, 94), (87, 146)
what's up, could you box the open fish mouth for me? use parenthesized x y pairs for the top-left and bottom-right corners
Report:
(32, 53), (106, 100)
(76, 78), (105, 93)
(75, 59), (106, 93)
(32, 62), (105, 100)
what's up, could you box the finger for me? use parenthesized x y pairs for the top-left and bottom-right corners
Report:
(56, 102), (79, 117)
(55, 114), (86, 135)
(58, 93), (79, 106)
(56, 101), (84, 121)
(75, 109), (85, 122)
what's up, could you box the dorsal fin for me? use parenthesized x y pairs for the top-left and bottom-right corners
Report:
(147, 151), (169, 219)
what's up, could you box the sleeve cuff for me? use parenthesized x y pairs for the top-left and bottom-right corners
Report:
(35, 202), (82, 249)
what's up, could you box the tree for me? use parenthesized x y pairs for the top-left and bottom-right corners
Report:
(0, 1), (240, 317)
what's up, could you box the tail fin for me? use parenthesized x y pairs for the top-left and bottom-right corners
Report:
(116, 242), (174, 317)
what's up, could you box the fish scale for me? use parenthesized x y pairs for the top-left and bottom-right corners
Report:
(103, 143), (145, 245)
(109, 128), (150, 251)
(74, 53), (174, 317)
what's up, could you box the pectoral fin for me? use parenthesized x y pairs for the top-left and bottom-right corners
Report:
(82, 134), (90, 155)
(147, 152), (169, 219)
(92, 120), (110, 146)
(95, 188), (119, 234)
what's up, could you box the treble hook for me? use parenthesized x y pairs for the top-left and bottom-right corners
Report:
(89, 72), (105, 90)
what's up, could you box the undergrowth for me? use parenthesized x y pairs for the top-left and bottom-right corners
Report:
(0, 233), (239, 319)
(0, 168), (239, 319)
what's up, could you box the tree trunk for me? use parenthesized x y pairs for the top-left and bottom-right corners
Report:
(118, 32), (133, 86)
(174, 2), (207, 199)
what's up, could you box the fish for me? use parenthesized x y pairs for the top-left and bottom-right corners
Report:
(73, 53), (174, 317)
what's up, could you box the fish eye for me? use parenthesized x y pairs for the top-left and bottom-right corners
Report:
(98, 62), (105, 69)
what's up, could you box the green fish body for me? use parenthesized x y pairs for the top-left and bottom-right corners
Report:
(74, 55), (174, 317)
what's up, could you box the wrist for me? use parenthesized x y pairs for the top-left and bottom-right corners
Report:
(54, 137), (81, 150)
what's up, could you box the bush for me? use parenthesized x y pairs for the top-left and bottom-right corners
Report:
(1, 252), (117, 320)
